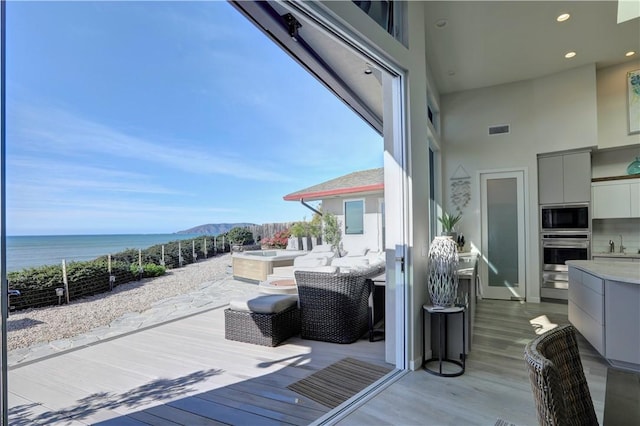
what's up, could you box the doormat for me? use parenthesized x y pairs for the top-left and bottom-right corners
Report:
(287, 357), (393, 408)
(603, 368), (640, 425)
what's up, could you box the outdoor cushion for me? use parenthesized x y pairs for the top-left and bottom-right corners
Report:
(347, 247), (369, 257)
(229, 294), (298, 314)
(311, 244), (333, 253)
(331, 257), (370, 268)
(294, 256), (329, 268)
(293, 265), (338, 274)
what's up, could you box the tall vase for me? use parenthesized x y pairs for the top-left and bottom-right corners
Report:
(427, 236), (459, 307)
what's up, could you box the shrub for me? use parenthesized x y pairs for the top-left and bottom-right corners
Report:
(129, 263), (166, 278)
(262, 228), (291, 248)
(226, 227), (254, 246)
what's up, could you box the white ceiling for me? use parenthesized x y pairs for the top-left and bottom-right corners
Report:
(425, 1), (640, 94)
(242, 1), (639, 130)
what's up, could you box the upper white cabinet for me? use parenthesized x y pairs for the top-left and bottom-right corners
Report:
(538, 151), (591, 204)
(592, 178), (640, 219)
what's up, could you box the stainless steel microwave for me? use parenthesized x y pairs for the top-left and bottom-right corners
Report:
(540, 204), (589, 232)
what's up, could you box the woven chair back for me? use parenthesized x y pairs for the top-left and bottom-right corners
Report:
(524, 324), (598, 426)
(294, 270), (372, 344)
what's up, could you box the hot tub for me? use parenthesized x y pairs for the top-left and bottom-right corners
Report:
(232, 250), (306, 282)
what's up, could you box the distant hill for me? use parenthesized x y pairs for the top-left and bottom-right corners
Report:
(176, 223), (257, 236)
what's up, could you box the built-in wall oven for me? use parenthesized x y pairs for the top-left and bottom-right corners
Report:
(540, 233), (590, 300)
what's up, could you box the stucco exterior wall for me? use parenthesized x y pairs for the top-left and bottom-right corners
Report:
(321, 194), (384, 254)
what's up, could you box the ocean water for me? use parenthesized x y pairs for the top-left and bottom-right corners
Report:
(6, 234), (202, 273)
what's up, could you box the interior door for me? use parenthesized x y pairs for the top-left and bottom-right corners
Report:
(480, 170), (526, 300)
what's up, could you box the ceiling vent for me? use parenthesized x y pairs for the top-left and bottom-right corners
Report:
(488, 124), (510, 135)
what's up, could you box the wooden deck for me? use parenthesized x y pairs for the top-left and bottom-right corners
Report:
(8, 305), (387, 425)
(8, 299), (613, 425)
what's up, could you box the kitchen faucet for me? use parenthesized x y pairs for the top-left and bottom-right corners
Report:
(619, 234), (626, 254)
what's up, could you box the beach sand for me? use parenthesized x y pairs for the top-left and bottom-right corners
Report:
(7, 254), (233, 352)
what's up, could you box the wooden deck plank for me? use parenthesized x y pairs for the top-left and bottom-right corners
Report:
(167, 396), (289, 425)
(197, 385), (325, 421)
(126, 411), (183, 426)
(143, 404), (227, 426)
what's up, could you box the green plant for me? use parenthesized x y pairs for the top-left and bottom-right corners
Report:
(309, 213), (323, 238)
(289, 222), (307, 238)
(438, 212), (462, 232)
(226, 227), (254, 246)
(322, 212), (342, 253)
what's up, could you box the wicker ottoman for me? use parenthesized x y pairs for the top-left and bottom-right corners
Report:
(225, 294), (300, 347)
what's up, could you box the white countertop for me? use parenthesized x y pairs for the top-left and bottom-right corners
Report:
(566, 260), (640, 285)
(592, 252), (640, 259)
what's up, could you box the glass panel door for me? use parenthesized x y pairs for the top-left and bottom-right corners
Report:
(480, 170), (526, 300)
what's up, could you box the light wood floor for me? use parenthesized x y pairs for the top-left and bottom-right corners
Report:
(339, 299), (609, 426)
(8, 299), (611, 425)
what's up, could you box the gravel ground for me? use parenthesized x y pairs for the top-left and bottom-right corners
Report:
(7, 254), (233, 352)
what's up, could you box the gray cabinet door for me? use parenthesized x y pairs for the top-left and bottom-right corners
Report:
(605, 280), (640, 365)
(538, 152), (591, 204)
(563, 152), (591, 203)
(538, 155), (564, 204)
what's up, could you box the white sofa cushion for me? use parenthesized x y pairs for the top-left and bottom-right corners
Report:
(346, 247), (369, 257)
(294, 256), (329, 268)
(311, 244), (333, 253)
(293, 265), (338, 274)
(331, 257), (370, 268)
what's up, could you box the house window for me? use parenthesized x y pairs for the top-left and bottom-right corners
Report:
(345, 200), (364, 235)
(352, 1), (406, 46)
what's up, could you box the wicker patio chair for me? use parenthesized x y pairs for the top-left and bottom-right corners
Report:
(524, 324), (598, 426)
(294, 269), (373, 344)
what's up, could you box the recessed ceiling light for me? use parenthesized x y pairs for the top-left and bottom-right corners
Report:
(565, 51), (577, 59)
(625, 51), (636, 57)
(435, 19), (448, 29)
(557, 13), (571, 22)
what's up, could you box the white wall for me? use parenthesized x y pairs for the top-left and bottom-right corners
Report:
(592, 145), (640, 178)
(322, 194), (383, 254)
(597, 60), (640, 149)
(441, 64), (599, 302)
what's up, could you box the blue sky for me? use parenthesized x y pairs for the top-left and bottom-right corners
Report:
(6, 1), (382, 236)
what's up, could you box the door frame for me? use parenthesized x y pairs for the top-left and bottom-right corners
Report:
(479, 168), (528, 301)
(1, 1), (8, 423)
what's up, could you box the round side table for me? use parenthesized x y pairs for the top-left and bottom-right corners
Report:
(422, 304), (466, 377)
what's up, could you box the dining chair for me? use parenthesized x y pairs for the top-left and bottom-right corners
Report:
(524, 324), (598, 426)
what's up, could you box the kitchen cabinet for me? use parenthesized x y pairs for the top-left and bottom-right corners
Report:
(538, 151), (591, 204)
(568, 267), (605, 354)
(592, 179), (640, 219)
(605, 280), (640, 367)
(567, 261), (640, 372)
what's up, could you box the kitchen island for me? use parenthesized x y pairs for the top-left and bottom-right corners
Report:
(567, 260), (640, 372)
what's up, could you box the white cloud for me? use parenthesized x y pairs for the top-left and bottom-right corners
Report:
(10, 103), (291, 182)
